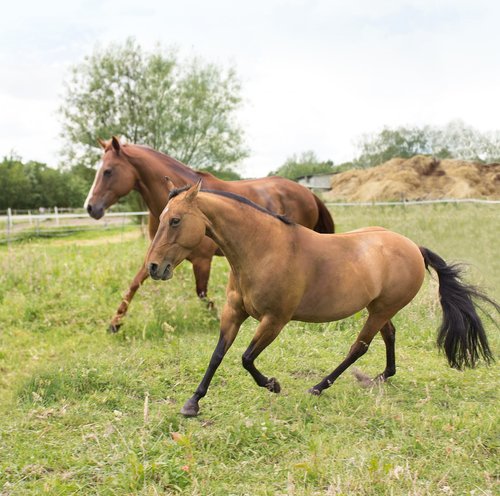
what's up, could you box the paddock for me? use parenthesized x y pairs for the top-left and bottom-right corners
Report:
(0, 202), (498, 495)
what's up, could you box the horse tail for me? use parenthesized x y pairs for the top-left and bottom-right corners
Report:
(420, 246), (497, 369)
(312, 194), (335, 233)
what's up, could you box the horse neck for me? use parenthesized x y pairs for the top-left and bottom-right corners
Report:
(126, 146), (209, 217)
(197, 193), (284, 271)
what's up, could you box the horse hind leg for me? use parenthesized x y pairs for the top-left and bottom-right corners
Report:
(308, 313), (389, 395)
(352, 320), (396, 387)
(191, 257), (216, 311)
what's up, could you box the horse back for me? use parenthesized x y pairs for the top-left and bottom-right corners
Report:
(219, 176), (321, 230)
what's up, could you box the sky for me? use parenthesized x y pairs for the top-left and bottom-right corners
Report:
(1, 0), (500, 177)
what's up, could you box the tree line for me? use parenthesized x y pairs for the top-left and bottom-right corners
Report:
(2, 38), (500, 210)
(0, 156), (87, 211)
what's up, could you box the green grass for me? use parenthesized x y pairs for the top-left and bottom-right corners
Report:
(0, 203), (498, 495)
(0, 223), (140, 245)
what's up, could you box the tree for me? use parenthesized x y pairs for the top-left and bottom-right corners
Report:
(354, 120), (500, 168)
(0, 155), (31, 209)
(269, 151), (334, 180)
(0, 157), (88, 210)
(59, 38), (248, 172)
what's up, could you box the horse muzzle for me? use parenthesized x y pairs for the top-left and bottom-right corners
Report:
(86, 203), (105, 220)
(148, 262), (173, 281)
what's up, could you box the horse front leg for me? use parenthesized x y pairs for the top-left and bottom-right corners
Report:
(241, 316), (287, 393)
(180, 296), (248, 417)
(108, 264), (149, 333)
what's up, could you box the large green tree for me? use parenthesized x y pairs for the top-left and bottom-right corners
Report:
(59, 38), (248, 171)
(354, 120), (500, 168)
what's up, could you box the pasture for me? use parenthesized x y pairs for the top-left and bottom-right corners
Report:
(0, 203), (498, 495)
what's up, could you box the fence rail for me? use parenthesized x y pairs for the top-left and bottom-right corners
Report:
(1, 210), (149, 245)
(1, 198), (498, 245)
(325, 198), (500, 206)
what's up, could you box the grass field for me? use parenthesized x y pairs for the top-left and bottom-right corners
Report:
(0, 203), (498, 495)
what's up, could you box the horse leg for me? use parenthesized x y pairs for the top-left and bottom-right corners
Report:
(190, 256), (215, 310)
(180, 298), (248, 417)
(308, 313), (389, 395)
(352, 320), (396, 387)
(241, 316), (287, 393)
(109, 264), (149, 333)
(376, 320), (397, 381)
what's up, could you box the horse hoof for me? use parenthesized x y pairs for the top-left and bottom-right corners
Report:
(108, 323), (122, 334)
(307, 387), (321, 396)
(266, 377), (281, 393)
(180, 399), (200, 417)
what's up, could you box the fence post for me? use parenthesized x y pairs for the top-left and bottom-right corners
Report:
(7, 208), (12, 230)
(7, 208), (13, 245)
(54, 206), (59, 227)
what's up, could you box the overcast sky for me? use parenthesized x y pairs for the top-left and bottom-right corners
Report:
(1, 0), (499, 177)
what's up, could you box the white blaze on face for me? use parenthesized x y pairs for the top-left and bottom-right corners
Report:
(83, 162), (102, 209)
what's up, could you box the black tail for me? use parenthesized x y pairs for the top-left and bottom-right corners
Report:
(420, 247), (498, 369)
(313, 194), (335, 233)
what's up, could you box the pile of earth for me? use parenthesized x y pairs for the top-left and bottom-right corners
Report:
(324, 156), (500, 201)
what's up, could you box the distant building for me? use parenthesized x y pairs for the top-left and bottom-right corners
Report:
(296, 173), (334, 191)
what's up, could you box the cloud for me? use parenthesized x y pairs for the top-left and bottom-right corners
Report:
(1, 0), (500, 175)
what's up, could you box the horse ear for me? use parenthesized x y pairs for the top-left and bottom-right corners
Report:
(111, 136), (121, 153)
(164, 176), (177, 191)
(185, 179), (203, 202)
(97, 138), (107, 149)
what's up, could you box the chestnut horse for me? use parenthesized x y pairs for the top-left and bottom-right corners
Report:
(84, 137), (334, 332)
(146, 182), (497, 417)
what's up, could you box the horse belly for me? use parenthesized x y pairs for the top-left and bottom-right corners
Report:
(292, 280), (373, 323)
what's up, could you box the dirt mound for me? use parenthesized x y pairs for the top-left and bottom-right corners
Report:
(325, 156), (500, 201)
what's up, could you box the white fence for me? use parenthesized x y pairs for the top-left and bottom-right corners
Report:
(0, 209), (149, 244)
(1, 198), (498, 244)
(325, 198), (500, 207)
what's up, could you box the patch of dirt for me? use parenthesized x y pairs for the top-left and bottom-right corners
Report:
(325, 156), (500, 201)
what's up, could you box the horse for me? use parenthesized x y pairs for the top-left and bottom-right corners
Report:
(146, 181), (497, 417)
(84, 136), (335, 332)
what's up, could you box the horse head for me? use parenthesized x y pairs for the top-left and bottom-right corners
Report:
(84, 136), (139, 219)
(147, 179), (206, 281)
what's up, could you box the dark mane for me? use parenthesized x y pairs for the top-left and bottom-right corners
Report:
(168, 187), (294, 225)
(168, 185), (191, 200)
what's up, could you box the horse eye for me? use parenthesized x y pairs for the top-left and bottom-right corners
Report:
(169, 217), (181, 227)
(103, 169), (112, 177)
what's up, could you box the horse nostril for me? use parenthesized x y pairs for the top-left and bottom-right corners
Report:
(87, 204), (92, 214)
(148, 262), (158, 276)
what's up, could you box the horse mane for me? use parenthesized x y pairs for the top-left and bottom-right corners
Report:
(168, 187), (294, 225)
(126, 144), (215, 181)
(168, 185), (191, 199)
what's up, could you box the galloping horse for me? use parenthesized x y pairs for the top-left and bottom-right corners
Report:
(84, 137), (334, 332)
(146, 181), (497, 417)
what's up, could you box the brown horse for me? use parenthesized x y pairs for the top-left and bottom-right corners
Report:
(146, 182), (497, 417)
(84, 137), (334, 332)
